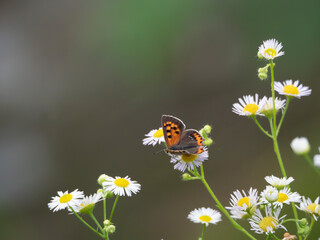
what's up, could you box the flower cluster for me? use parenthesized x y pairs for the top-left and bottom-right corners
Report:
(48, 174), (141, 238)
(233, 39), (311, 119)
(226, 176), (319, 235)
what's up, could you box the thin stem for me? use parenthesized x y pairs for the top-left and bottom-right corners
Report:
(252, 116), (273, 138)
(200, 177), (257, 240)
(269, 63), (301, 240)
(266, 234), (271, 240)
(303, 154), (320, 177)
(276, 97), (291, 136)
(303, 218), (315, 240)
(109, 195), (119, 222)
(103, 198), (107, 220)
(270, 233), (280, 240)
(270, 60), (277, 138)
(69, 206), (104, 238)
(269, 61), (287, 178)
(200, 224), (206, 240)
(200, 164), (205, 178)
(90, 212), (104, 233)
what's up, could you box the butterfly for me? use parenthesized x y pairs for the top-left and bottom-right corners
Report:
(161, 115), (206, 155)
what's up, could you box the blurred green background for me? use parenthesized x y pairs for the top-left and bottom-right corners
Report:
(0, 0), (319, 239)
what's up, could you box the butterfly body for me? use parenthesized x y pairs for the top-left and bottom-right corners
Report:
(161, 115), (205, 155)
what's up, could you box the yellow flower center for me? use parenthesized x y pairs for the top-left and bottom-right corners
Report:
(199, 215), (212, 222)
(243, 103), (259, 114)
(181, 154), (197, 163)
(259, 217), (277, 232)
(153, 129), (164, 138)
(59, 193), (73, 203)
(237, 197), (251, 208)
(277, 193), (289, 203)
(114, 178), (130, 188)
(264, 48), (277, 58)
(307, 203), (320, 214)
(283, 85), (299, 95)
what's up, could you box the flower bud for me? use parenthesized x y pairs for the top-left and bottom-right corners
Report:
(283, 232), (297, 240)
(104, 190), (114, 199)
(97, 174), (109, 186)
(257, 51), (264, 59)
(258, 72), (268, 80)
(104, 219), (111, 227)
(314, 154), (320, 168)
(204, 138), (213, 146)
(182, 173), (193, 181)
(202, 125), (212, 134)
(297, 218), (310, 237)
(105, 224), (116, 234)
(290, 137), (310, 155)
(261, 186), (279, 203)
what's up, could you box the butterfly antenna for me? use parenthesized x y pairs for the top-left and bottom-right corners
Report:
(153, 149), (166, 155)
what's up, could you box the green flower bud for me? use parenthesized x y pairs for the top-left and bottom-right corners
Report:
(203, 125), (212, 134)
(104, 219), (111, 227)
(182, 173), (193, 181)
(104, 190), (114, 199)
(97, 188), (103, 194)
(97, 174), (109, 186)
(105, 224), (116, 234)
(257, 51), (264, 59)
(258, 72), (268, 80)
(297, 218), (310, 236)
(204, 138), (213, 146)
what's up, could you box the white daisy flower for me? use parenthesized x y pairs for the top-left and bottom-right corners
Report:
(273, 187), (301, 208)
(232, 94), (267, 117)
(260, 186), (279, 204)
(260, 97), (286, 117)
(103, 176), (141, 197)
(275, 80), (311, 98)
(170, 151), (208, 172)
(290, 137), (310, 155)
(72, 193), (103, 214)
(143, 127), (165, 146)
(48, 189), (84, 212)
(188, 207), (222, 226)
(297, 196), (320, 221)
(258, 39), (284, 60)
(265, 175), (294, 190)
(249, 207), (287, 235)
(313, 147), (320, 168)
(226, 188), (259, 219)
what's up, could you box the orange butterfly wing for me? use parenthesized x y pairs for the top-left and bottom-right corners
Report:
(161, 115), (185, 147)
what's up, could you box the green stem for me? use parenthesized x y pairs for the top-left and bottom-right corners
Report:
(270, 60), (277, 138)
(276, 97), (291, 136)
(109, 195), (119, 222)
(252, 116), (273, 138)
(269, 62), (301, 240)
(90, 212), (104, 233)
(69, 206), (104, 238)
(270, 233), (280, 240)
(303, 218), (315, 240)
(303, 154), (320, 177)
(273, 137), (287, 177)
(104, 198), (107, 221)
(266, 234), (271, 240)
(200, 224), (206, 240)
(200, 177), (257, 240)
(200, 164), (205, 178)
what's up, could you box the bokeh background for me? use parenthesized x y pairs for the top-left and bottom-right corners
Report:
(0, 0), (319, 239)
